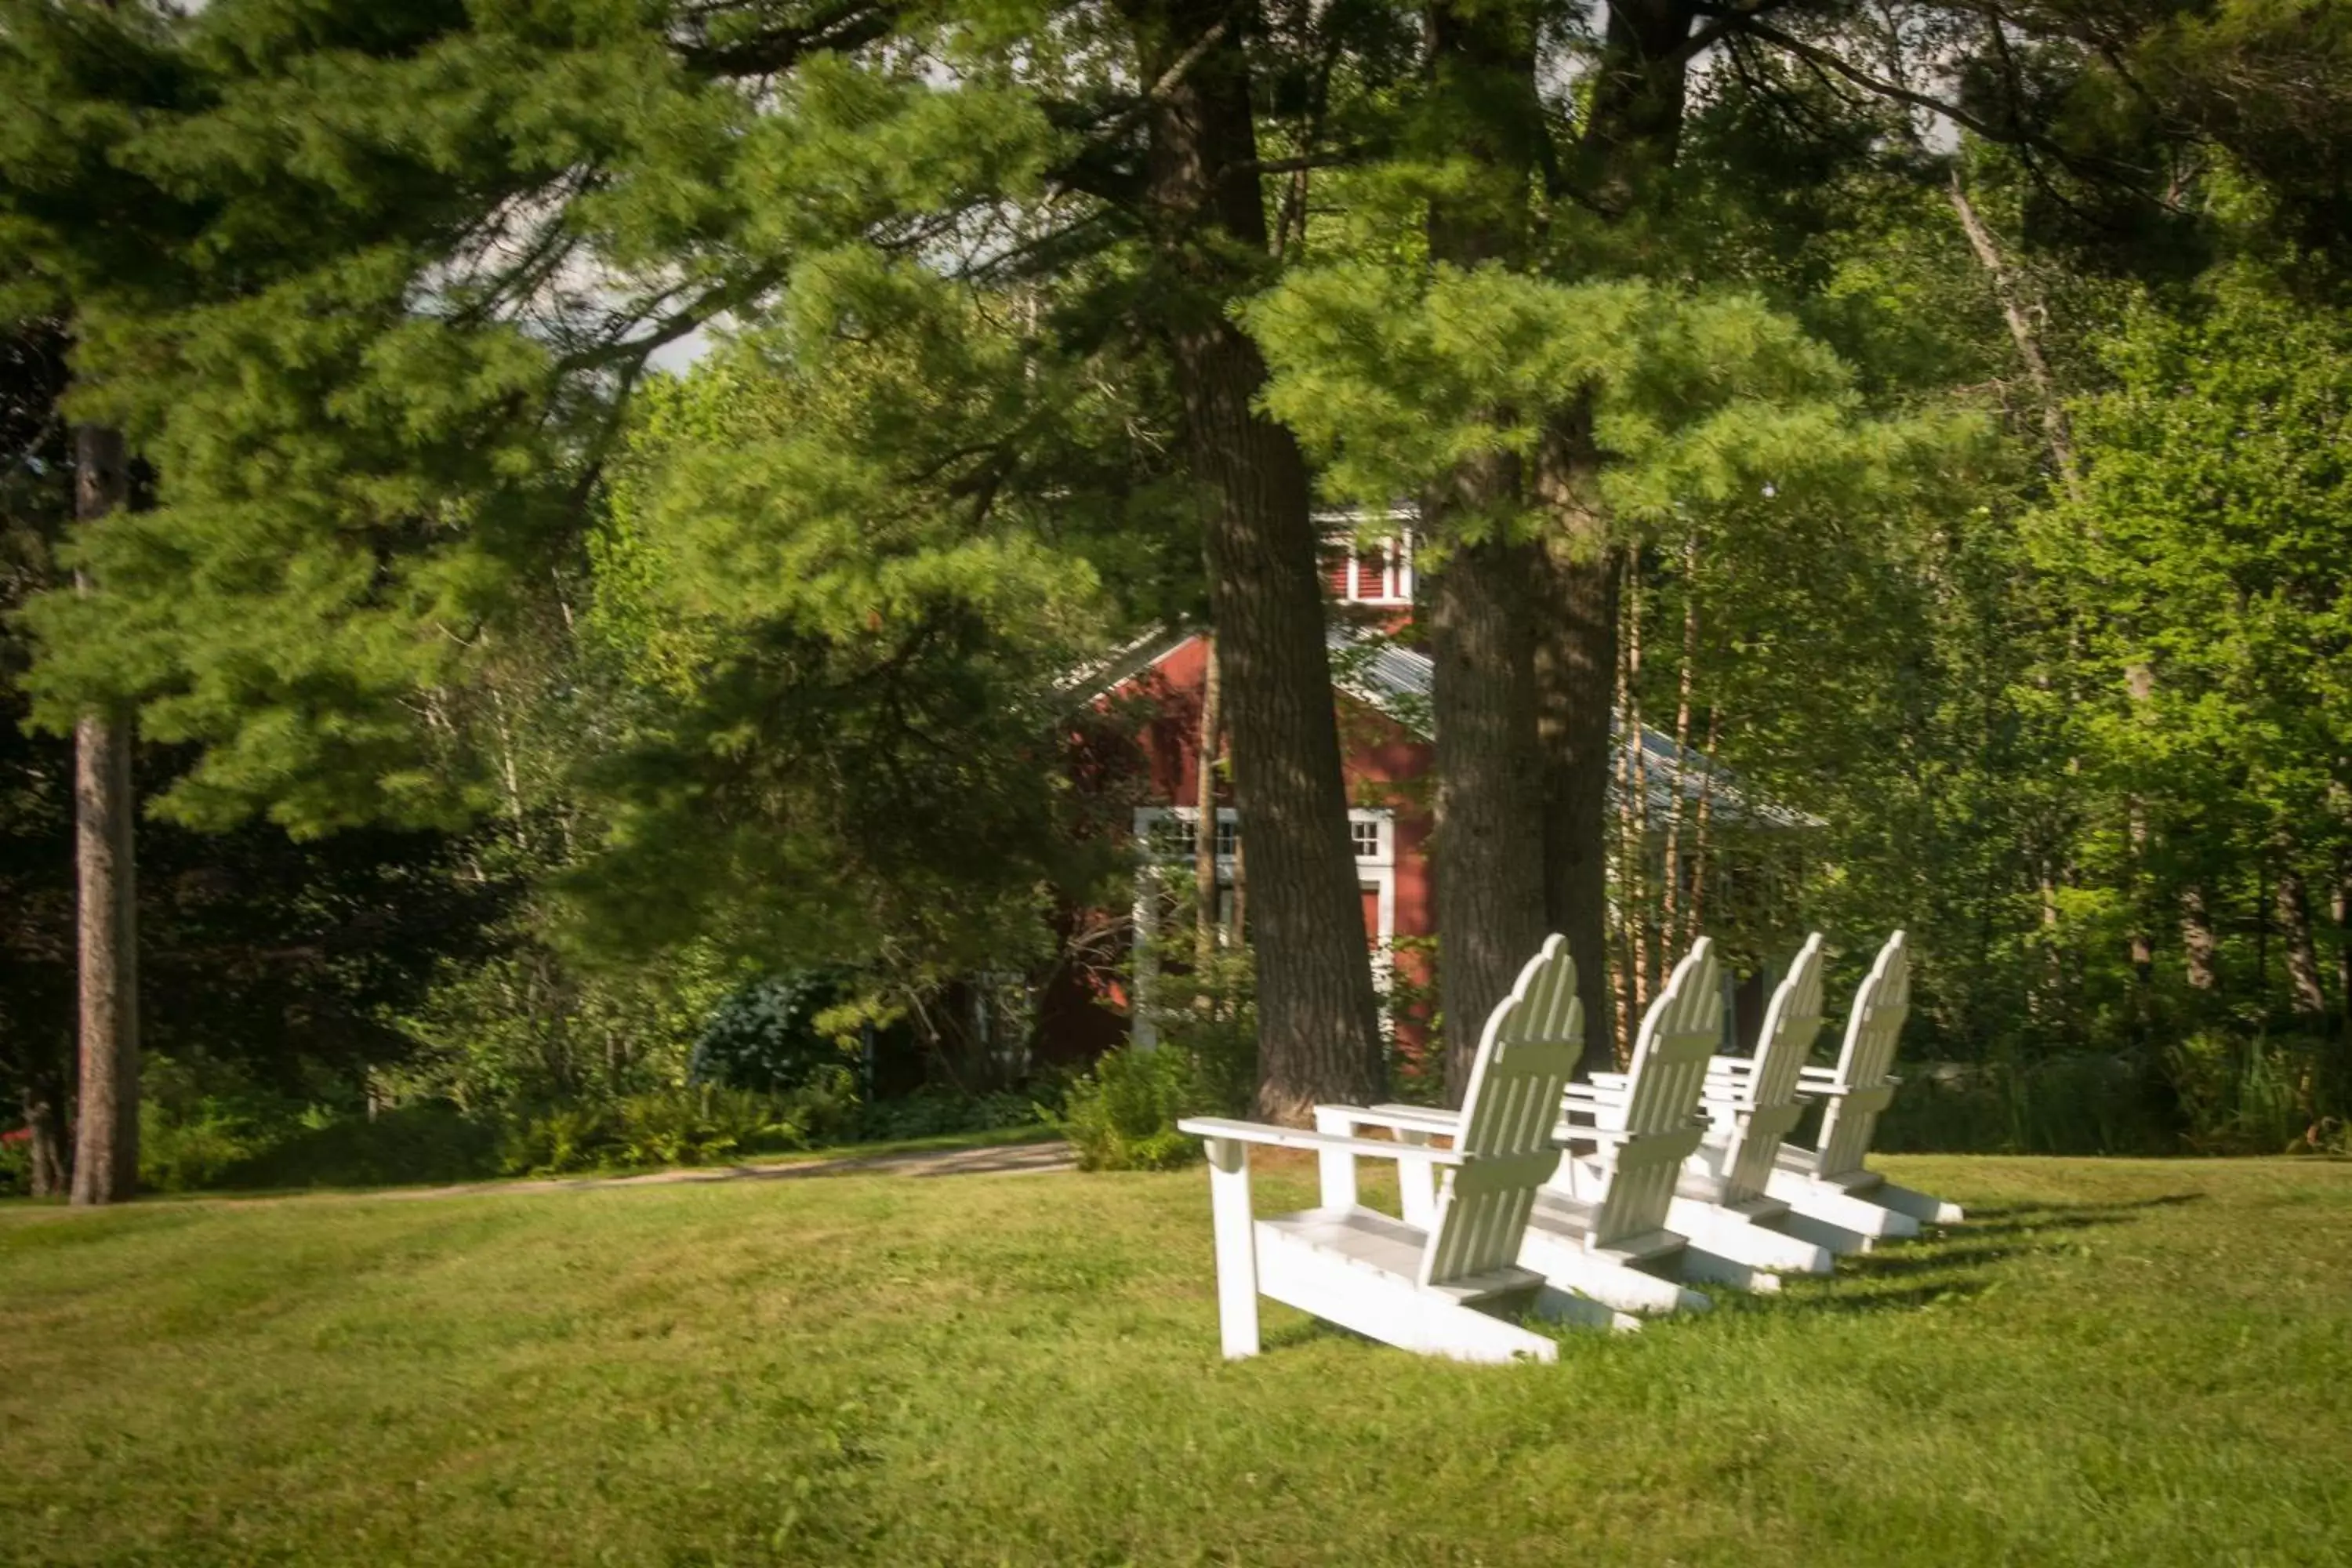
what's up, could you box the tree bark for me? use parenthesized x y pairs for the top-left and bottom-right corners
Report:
(1534, 0), (1694, 1075)
(1194, 632), (1222, 964)
(69, 423), (139, 1207)
(1534, 522), (1624, 1074)
(1687, 705), (1719, 949)
(22, 1080), (70, 1197)
(2181, 883), (2219, 993)
(1572, 0), (1700, 216)
(1624, 556), (1653, 1010)
(2335, 847), (2352, 1038)
(1423, 0), (1549, 1102)
(1947, 170), (2080, 495)
(1428, 524), (1547, 1100)
(2274, 851), (2327, 1023)
(1659, 535), (1697, 954)
(1123, 0), (1382, 1120)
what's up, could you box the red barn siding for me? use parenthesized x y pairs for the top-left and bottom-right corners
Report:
(1052, 627), (1438, 1068)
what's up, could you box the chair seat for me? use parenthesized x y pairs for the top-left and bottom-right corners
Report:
(1260, 1207), (1544, 1304)
(1527, 1189), (1685, 1264)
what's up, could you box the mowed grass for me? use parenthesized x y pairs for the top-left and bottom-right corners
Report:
(3, 1156), (2348, 1567)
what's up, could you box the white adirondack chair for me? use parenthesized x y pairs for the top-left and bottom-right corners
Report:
(1583, 934), (1839, 1274)
(1534, 936), (1757, 1311)
(1763, 930), (1963, 1241)
(1327, 937), (1751, 1316)
(1177, 935), (1632, 1363)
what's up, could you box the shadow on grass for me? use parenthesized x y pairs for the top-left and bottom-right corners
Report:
(1962, 1192), (2204, 1224)
(1758, 1189), (2208, 1314)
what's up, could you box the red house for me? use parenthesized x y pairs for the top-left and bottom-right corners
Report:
(1040, 518), (1440, 1063)
(1036, 516), (1814, 1069)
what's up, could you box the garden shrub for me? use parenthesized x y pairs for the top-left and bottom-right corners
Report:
(2168, 1030), (2345, 1154)
(844, 1084), (1045, 1143)
(140, 1087), (314, 1192)
(499, 1084), (814, 1175)
(215, 1103), (502, 1189)
(1054, 1046), (1218, 1171)
(690, 972), (853, 1094)
(0, 1134), (33, 1196)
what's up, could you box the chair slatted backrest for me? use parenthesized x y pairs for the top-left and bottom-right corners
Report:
(1816, 931), (1911, 1178)
(1419, 936), (1583, 1288)
(1591, 938), (1723, 1247)
(1720, 933), (1827, 1202)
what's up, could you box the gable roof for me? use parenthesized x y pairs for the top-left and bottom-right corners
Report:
(1326, 623), (1819, 831)
(1068, 619), (1816, 831)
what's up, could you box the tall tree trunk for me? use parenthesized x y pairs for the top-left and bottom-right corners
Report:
(1423, 0), (1548, 1102)
(1609, 585), (1641, 1064)
(1624, 555), (1653, 1011)
(1428, 524), (1546, 1100)
(22, 1078), (70, 1197)
(2126, 803), (2154, 1003)
(2334, 846), (2352, 1037)
(2181, 883), (2220, 993)
(1947, 169), (2080, 493)
(1658, 535), (1697, 956)
(69, 423), (138, 1207)
(2274, 850), (2327, 1023)
(1686, 706), (1719, 949)
(1534, 523), (1623, 1074)
(1123, 0), (1382, 1120)
(1534, 0), (1696, 1075)
(1194, 633), (1222, 964)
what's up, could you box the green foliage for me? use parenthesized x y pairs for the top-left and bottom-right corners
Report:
(1060, 881), (1257, 1171)
(209, 1103), (504, 1191)
(1127, 904), (1258, 1118)
(689, 971), (855, 1094)
(2039, 264), (2352, 911)
(843, 1084), (1049, 1143)
(497, 1083), (819, 1178)
(563, 339), (1132, 987)
(385, 929), (739, 1112)
(1051, 1044), (1229, 1172)
(1251, 264), (1966, 536)
(2168, 1031), (2350, 1156)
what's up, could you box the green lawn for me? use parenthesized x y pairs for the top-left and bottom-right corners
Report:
(3, 1155), (2347, 1567)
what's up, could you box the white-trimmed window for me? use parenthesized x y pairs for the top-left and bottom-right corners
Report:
(1137, 807), (1239, 862)
(1134, 807), (1390, 866)
(1330, 532), (1414, 605)
(1131, 806), (1398, 1048)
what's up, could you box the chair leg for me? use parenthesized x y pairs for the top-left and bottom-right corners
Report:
(1531, 1285), (1641, 1334)
(1871, 1179), (1964, 1225)
(1203, 1138), (1261, 1359)
(1676, 1244), (1782, 1294)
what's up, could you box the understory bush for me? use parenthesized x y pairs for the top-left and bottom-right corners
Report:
(689, 972), (854, 1094)
(1053, 1045), (1223, 1171)
(1871, 1033), (2350, 1156)
(841, 1085), (1047, 1143)
(0, 1134), (34, 1196)
(497, 1080), (838, 1176)
(219, 1104), (503, 1189)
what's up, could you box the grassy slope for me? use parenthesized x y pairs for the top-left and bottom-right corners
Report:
(2, 1155), (2347, 1567)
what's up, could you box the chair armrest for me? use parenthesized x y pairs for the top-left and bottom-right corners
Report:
(1178, 1117), (1468, 1164)
(1334, 1103), (1465, 1138)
